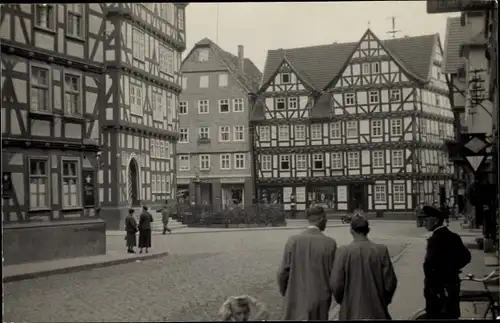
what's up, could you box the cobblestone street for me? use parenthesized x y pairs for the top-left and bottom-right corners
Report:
(4, 223), (423, 322)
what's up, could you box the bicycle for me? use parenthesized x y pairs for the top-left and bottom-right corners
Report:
(409, 269), (500, 320)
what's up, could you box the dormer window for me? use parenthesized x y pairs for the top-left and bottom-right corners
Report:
(198, 48), (209, 62)
(281, 73), (291, 84)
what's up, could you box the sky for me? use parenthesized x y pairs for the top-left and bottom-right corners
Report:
(184, 1), (460, 72)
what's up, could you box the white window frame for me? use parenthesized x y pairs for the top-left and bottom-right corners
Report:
(233, 125), (244, 141)
(374, 184), (387, 203)
(295, 125), (306, 140)
(391, 119), (402, 136)
(219, 126), (230, 142)
(372, 151), (384, 168)
(312, 153), (324, 170)
(278, 125), (289, 141)
(198, 99), (209, 114)
(151, 89), (163, 121)
(66, 4), (84, 39)
(331, 152), (342, 169)
(369, 91), (379, 104)
(61, 158), (81, 209)
(392, 150), (404, 167)
(132, 28), (145, 62)
(199, 155), (210, 170)
(280, 155), (290, 170)
(346, 121), (358, 138)
(345, 93), (355, 105)
(177, 6), (184, 30)
(281, 73), (291, 84)
(234, 153), (245, 169)
(28, 157), (50, 210)
(288, 97), (298, 109)
(152, 174), (157, 194)
(296, 154), (307, 170)
(179, 127), (189, 143)
(199, 75), (209, 88)
(276, 98), (286, 110)
(372, 62), (380, 74)
(130, 79), (143, 116)
(179, 101), (188, 114)
(330, 122), (341, 139)
(362, 63), (370, 74)
(218, 99), (230, 113)
(182, 76), (188, 90)
(261, 155), (272, 171)
(233, 98), (244, 112)
(198, 127), (210, 140)
(311, 124), (322, 140)
(30, 63), (52, 113)
(393, 184), (406, 203)
(259, 126), (270, 141)
(220, 154), (231, 170)
(347, 152), (360, 168)
(159, 45), (174, 75)
(218, 73), (228, 87)
(371, 120), (383, 137)
(390, 89), (401, 102)
(35, 4), (56, 31)
(178, 155), (190, 171)
(198, 48), (210, 62)
(151, 140), (156, 158)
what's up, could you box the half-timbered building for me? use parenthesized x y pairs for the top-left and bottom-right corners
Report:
(250, 29), (454, 217)
(100, 3), (187, 229)
(1, 4), (106, 264)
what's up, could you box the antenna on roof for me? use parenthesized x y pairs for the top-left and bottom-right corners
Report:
(216, 4), (220, 44)
(386, 16), (401, 39)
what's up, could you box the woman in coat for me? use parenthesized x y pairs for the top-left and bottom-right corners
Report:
(125, 208), (138, 253)
(138, 205), (154, 253)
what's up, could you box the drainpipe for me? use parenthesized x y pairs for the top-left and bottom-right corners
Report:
(248, 93), (259, 203)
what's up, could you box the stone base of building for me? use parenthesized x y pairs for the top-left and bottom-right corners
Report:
(99, 206), (131, 231)
(3, 219), (106, 266)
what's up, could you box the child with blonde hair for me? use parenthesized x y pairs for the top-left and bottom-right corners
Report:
(218, 295), (268, 321)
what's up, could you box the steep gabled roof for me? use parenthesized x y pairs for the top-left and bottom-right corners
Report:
(182, 38), (262, 92)
(444, 17), (467, 74)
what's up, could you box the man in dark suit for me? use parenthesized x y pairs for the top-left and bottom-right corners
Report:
(277, 206), (337, 320)
(421, 205), (471, 319)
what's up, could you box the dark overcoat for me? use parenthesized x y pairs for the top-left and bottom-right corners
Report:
(277, 227), (337, 320)
(138, 211), (153, 248)
(125, 215), (138, 247)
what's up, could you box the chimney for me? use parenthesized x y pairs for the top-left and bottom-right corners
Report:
(238, 45), (244, 71)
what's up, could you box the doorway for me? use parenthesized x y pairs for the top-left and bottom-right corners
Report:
(128, 158), (140, 206)
(348, 183), (367, 212)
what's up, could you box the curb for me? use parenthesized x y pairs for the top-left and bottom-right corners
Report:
(166, 224), (349, 235)
(3, 252), (169, 284)
(328, 241), (410, 320)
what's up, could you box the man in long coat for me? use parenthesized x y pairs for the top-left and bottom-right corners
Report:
(277, 206), (337, 320)
(330, 216), (398, 320)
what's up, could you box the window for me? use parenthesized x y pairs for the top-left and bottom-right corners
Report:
(198, 99), (209, 114)
(392, 150), (404, 167)
(152, 175), (157, 194)
(347, 152), (359, 168)
(30, 66), (51, 112)
(199, 155), (210, 170)
(178, 155), (190, 171)
(233, 98), (244, 112)
(219, 99), (230, 113)
(29, 158), (49, 209)
(372, 62), (380, 73)
(199, 75), (209, 88)
(281, 73), (290, 84)
(331, 152), (342, 169)
(435, 94), (441, 106)
(130, 81), (143, 116)
(182, 76), (188, 90)
(278, 125), (289, 140)
(234, 153), (245, 169)
(198, 48), (209, 62)
(280, 155), (290, 170)
(66, 4), (83, 38)
(330, 122), (341, 138)
(295, 125), (306, 140)
(261, 155), (272, 171)
(218, 73), (228, 87)
(372, 151), (384, 167)
(393, 184), (405, 203)
(311, 124), (322, 140)
(159, 45), (174, 75)
(371, 120), (382, 137)
(369, 91), (379, 103)
(313, 153), (324, 169)
(219, 126), (230, 142)
(35, 4), (55, 30)
(259, 126), (270, 141)
(345, 93), (355, 105)
(62, 159), (80, 208)
(288, 97), (298, 109)
(179, 101), (188, 114)
(390, 89), (401, 101)
(151, 140), (156, 158)
(362, 63), (370, 74)
(132, 28), (145, 61)
(179, 128), (188, 142)
(198, 127), (209, 139)
(220, 154), (231, 170)
(151, 91), (163, 121)
(276, 98), (286, 110)
(390, 119), (402, 136)
(374, 184), (386, 203)
(233, 125), (244, 141)
(296, 154), (307, 170)
(346, 121), (358, 138)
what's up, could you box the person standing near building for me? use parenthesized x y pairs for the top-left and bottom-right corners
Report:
(161, 200), (172, 235)
(330, 216), (398, 320)
(125, 208), (138, 253)
(277, 206), (337, 320)
(138, 205), (154, 253)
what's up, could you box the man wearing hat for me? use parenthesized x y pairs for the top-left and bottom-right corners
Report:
(420, 205), (471, 319)
(330, 216), (398, 319)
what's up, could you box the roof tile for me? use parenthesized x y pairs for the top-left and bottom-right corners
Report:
(443, 17), (467, 74)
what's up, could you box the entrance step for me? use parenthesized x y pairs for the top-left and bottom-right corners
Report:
(131, 207), (186, 232)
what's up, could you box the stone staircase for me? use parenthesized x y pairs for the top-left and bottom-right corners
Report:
(131, 207), (186, 232)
